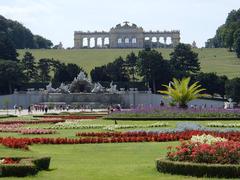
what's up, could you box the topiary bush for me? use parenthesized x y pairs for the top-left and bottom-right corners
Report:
(0, 157), (51, 177)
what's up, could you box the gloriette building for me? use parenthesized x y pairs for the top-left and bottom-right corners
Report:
(74, 22), (180, 49)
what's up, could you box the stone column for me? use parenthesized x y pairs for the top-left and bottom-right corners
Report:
(102, 37), (105, 47)
(79, 37), (83, 48)
(150, 37), (153, 48)
(172, 37), (180, 47)
(87, 38), (90, 48)
(95, 37), (98, 48)
(164, 37), (167, 48)
(156, 37), (160, 48)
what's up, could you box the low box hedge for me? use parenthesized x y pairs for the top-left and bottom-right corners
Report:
(156, 159), (240, 178)
(0, 157), (51, 177)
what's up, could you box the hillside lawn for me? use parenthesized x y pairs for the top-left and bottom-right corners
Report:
(18, 48), (240, 79)
(0, 118), (238, 180)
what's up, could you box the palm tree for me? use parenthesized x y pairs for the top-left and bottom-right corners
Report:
(159, 77), (206, 108)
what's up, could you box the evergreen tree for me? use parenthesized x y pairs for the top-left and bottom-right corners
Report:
(38, 58), (51, 82)
(235, 36), (240, 58)
(21, 52), (38, 81)
(0, 60), (25, 94)
(170, 43), (200, 78)
(137, 49), (167, 93)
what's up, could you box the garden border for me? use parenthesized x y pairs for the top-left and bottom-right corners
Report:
(0, 157), (51, 177)
(104, 117), (240, 121)
(156, 159), (240, 178)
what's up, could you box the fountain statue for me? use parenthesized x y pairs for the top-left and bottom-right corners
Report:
(46, 71), (119, 94)
(91, 82), (105, 93)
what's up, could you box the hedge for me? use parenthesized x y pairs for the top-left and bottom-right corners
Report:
(156, 159), (240, 178)
(0, 157), (51, 177)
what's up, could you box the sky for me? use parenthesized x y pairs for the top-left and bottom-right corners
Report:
(0, 0), (239, 48)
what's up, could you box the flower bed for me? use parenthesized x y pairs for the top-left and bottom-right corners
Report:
(20, 129), (56, 135)
(3, 130), (240, 150)
(0, 157), (51, 177)
(156, 134), (240, 178)
(47, 121), (105, 129)
(47, 121), (168, 130)
(207, 122), (240, 128)
(102, 122), (168, 131)
(43, 115), (100, 119)
(0, 119), (65, 125)
(0, 158), (19, 164)
(106, 107), (240, 119)
(0, 124), (24, 133)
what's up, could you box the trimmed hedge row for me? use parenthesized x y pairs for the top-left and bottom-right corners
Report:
(0, 157), (51, 177)
(104, 117), (240, 121)
(156, 159), (240, 178)
(0, 115), (17, 119)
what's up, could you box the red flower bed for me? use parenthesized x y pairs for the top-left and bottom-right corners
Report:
(20, 129), (56, 135)
(2, 130), (240, 150)
(167, 140), (240, 164)
(43, 115), (98, 119)
(0, 157), (19, 164)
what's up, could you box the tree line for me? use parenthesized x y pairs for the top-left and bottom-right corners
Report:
(0, 37), (240, 103)
(206, 8), (240, 58)
(91, 44), (240, 103)
(0, 15), (52, 49)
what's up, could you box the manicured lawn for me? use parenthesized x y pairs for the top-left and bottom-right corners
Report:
(0, 142), (220, 180)
(1, 118), (239, 179)
(18, 48), (240, 79)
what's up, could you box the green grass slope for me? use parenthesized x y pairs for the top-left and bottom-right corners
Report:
(18, 48), (240, 79)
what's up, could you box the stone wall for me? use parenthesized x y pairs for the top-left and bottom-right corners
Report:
(0, 92), (224, 109)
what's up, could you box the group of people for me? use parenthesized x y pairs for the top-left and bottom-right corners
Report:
(13, 104), (49, 114)
(107, 104), (121, 114)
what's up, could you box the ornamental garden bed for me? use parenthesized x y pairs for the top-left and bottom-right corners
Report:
(0, 157), (51, 177)
(106, 107), (240, 120)
(156, 134), (240, 178)
(34, 115), (101, 119)
(104, 117), (240, 120)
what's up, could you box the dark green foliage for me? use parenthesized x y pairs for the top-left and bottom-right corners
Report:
(91, 65), (111, 82)
(38, 58), (52, 82)
(235, 36), (240, 58)
(195, 72), (228, 98)
(0, 157), (51, 177)
(225, 78), (240, 103)
(53, 61), (86, 83)
(156, 159), (240, 178)
(91, 56), (129, 82)
(169, 43), (200, 78)
(0, 32), (17, 60)
(137, 49), (168, 93)
(0, 60), (25, 94)
(0, 15), (52, 49)
(31, 157), (51, 170)
(21, 52), (38, 82)
(125, 52), (138, 81)
(206, 8), (240, 57)
(34, 35), (53, 49)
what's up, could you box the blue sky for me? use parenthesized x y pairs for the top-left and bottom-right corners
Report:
(0, 0), (239, 48)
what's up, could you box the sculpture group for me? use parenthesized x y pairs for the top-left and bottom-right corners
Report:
(46, 71), (118, 94)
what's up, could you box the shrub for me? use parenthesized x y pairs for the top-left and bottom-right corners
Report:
(0, 157), (51, 177)
(156, 159), (240, 178)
